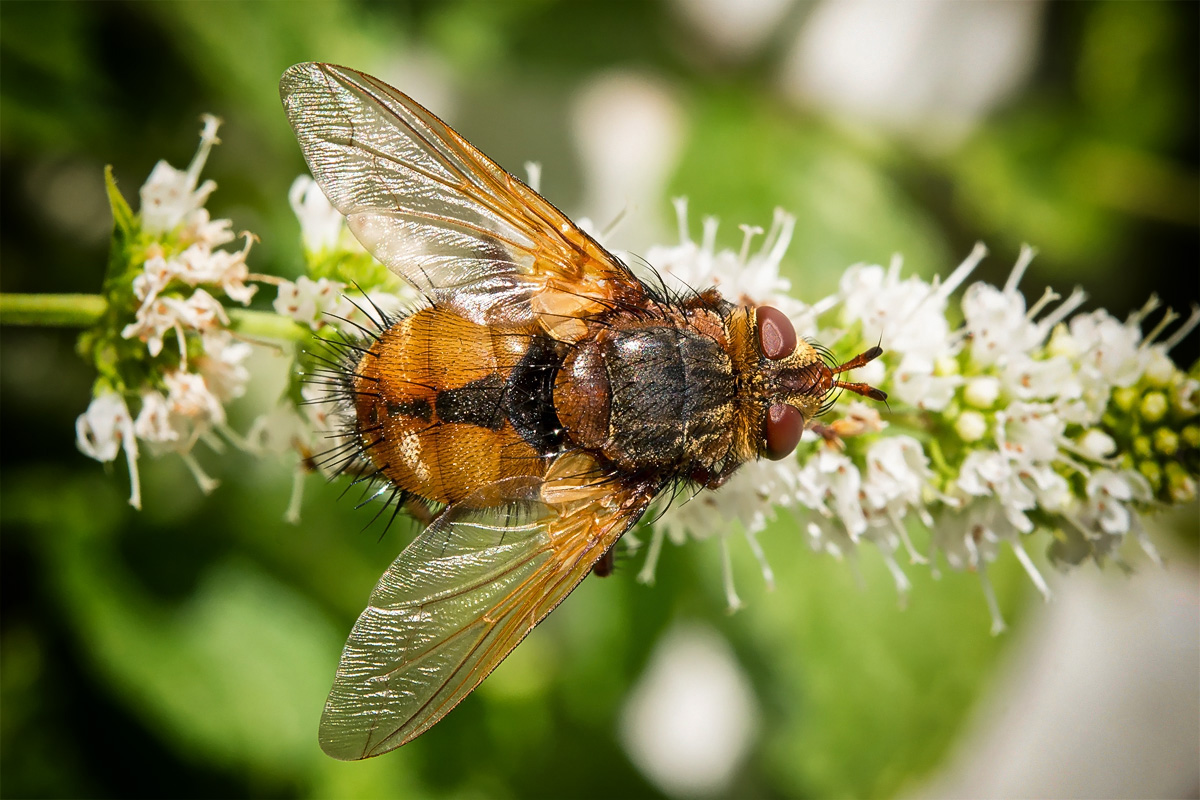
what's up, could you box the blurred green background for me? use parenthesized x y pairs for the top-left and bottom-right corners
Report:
(1, 1), (1197, 798)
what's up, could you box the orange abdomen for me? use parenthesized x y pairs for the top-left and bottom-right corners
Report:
(353, 309), (558, 505)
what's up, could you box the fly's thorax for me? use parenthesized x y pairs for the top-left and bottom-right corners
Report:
(554, 318), (738, 473)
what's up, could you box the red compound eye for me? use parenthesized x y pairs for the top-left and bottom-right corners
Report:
(756, 306), (797, 360)
(764, 403), (803, 460)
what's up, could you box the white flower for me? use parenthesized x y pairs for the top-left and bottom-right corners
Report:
(955, 410), (988, 442)
(964, 376), (1001, 408)
(121, 296), (184, 358)
(890, 354), (961, 410)
(163, 370), (226, 432)
(805, 448), (867, 540)
(646, 199), (807, 319)
(196, 332), (252, 402)
(177, 207), (235, 249)
(163, 288), (229, 333)
(75, 391), (141, 508)
(77, 391), (133, 462)
(171, 236), (257, 304)
(1001, 354), (1080, 402)
(840, 245), (981, 362)
(863, 436), (931, 513)
(1174, 377), (1200, 416)
(962, 282), (1041, 367)
(1077, 428), (1116, 460)
(140, 114), (222, 235)
(121, 288), (229, 361)
(1082, 469), (1153, 535)
(995, 401), (1065, 466)
(132, 252), (175, 305)
(289, 175), (346, 254)
(133, 390), (179, 443)
(273, 276), (355, 330)
(247, 403), (308, 456)
(1069, 309), (1145, 388)
(300, 382), (352, 433)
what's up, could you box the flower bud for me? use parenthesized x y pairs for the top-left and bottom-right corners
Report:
(1140, 392), (1168, 423)
(1153, 428), (1179, 457)
(1138, 460), (1162, 491)
(934, 355), (960, 376)
(1143, 349), (1175, 388)
(1182, 425), (1200, 449)
(1077, 428), (1116, 459)
(1046, 323), (1078, 359)
(955, 410), (988, 443)
(1113, 386), (1139, 412)
(1133, 435), (1153, 459)
(964, 377), (1000, 409)
(1166, 462), (1197, 504)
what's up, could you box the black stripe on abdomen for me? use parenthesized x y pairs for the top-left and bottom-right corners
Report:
(435, 373), (506, 429)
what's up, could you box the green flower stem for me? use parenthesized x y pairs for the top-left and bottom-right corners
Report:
(0, 293), (107, 327)
(0, 293), (310, 343)
(227, 309), (310, 343)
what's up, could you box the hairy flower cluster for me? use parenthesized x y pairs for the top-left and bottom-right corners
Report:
(643, 200), (1199, 630)
(76, 116), (257, 506)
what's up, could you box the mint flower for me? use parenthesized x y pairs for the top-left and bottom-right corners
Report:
(76, 390), (141, 507)
(73, 116), (268, 506)
(642, 201), (1199, 632)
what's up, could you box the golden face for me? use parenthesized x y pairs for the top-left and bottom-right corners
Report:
(282, 61), (886, 760)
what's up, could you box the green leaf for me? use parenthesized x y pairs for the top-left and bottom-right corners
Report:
(103, 164), (135, 241)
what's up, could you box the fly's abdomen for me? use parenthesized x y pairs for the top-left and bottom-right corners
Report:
(353, 309), (562, 505)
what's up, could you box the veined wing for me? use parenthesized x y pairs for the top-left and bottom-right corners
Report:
(318, 471), (658, 760)
(280, 62), (647, 335)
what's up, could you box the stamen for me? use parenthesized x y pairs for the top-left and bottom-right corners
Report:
(122, 431), (142, 510)
(1163, 304), (1200, 353)
(523, 161), (542, 194)
(174, 321), (188, 370)
(762, 210), (795, 268)
(1025, 286), (1061, 321)
(285, 466), (306, 524)
(879, 548), (911, 604)
(737, 224), (763, 266)
(1134, 520), (1163, 567)
(700, 216), (719, 256)
(1142, 307), (1180, 347)
(977, 559), (1007, 635)
(671, 196), (690, 244)
(742, 526), (775, 590)
(1010, 539), (1051, 601)
(180, 451), (220, 494)
(601, 205), (629, 240)
(934, 242), (987, 303)
(1003, 243), (1037, 295)
(1038, 286), (1088, 332)
(637, 524), (668, 585)
(887, 508), (928, 564)
(185, 114), (222, 189)
(1129, 294), (1161, 327)
(199, 429), (226, 455)
(720, 537), (743, 612)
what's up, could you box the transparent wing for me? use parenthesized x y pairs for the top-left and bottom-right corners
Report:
(280, 62), (647, 329)
(318, 473), (657, 760)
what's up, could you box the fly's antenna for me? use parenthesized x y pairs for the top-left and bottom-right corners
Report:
(830, 345), (887, 403)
